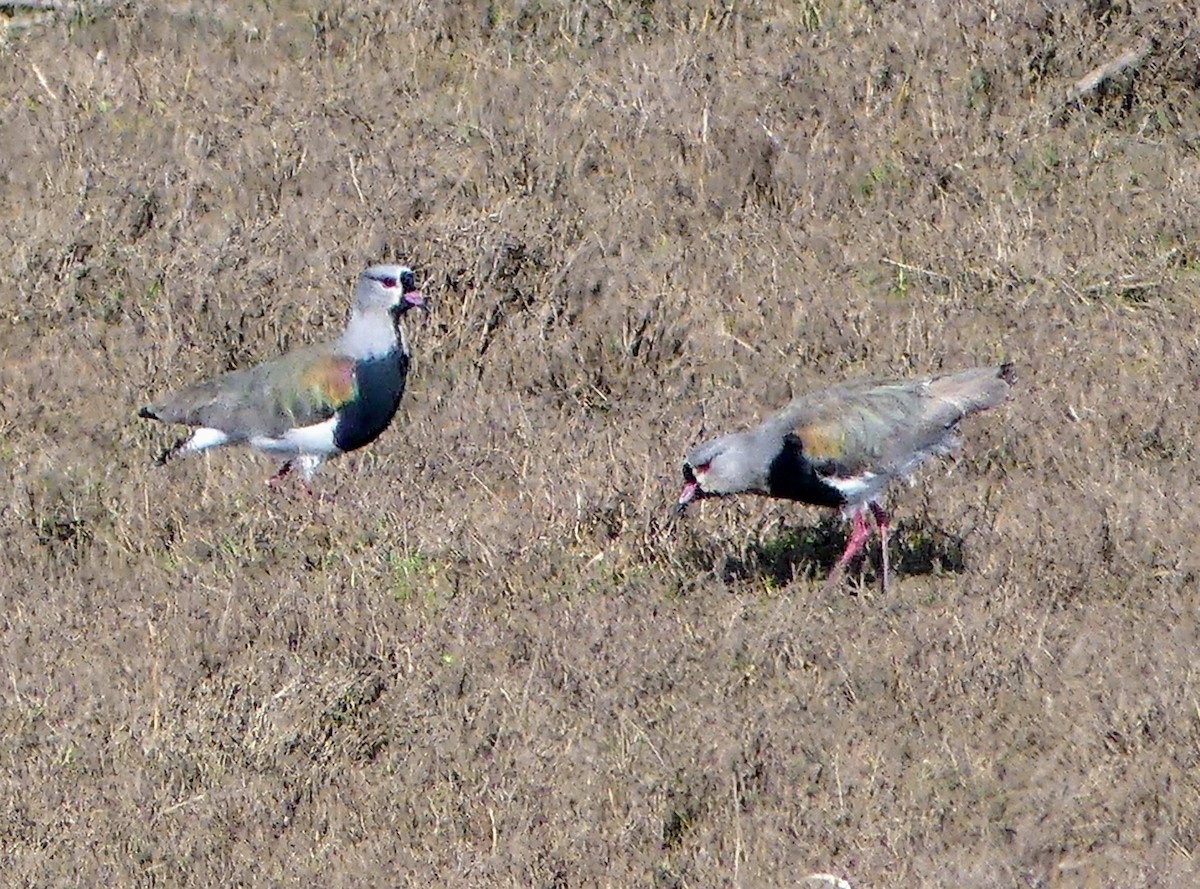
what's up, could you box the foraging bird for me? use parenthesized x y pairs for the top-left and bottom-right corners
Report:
(676, 364), (1015, 592)
(138, 264), (428, 489)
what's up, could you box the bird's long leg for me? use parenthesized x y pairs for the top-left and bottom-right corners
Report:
(869, 502), (892, 594)
(266, 460), (294, 490)
(824, 508), (874, 593)
(155, 437), (189, 466)
(296, 455), (323, 499)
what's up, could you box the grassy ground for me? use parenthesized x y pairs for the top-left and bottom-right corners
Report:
(2, 1), (1200, 885)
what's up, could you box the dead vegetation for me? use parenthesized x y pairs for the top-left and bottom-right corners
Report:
(2, 0), (1200, 885)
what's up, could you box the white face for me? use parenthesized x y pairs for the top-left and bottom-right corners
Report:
(689, 458), (714, 491)
(685, 432), (764, 496)
(677, 444), (736, 512)
(695, 451), (738, 495)
(684, 435), (732, 494)
(357, 265), (425, 313)
(679, 432), (765, 511)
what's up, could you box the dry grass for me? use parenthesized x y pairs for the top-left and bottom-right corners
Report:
(2, 0), (1200, 885)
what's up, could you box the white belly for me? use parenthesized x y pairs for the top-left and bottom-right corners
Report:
(826, 471), (888, 512)
(249, 417), (340, 457)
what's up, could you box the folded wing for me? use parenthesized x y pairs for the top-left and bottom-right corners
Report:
(770, 364), (1013, 481)
(140, 346), (358, 438)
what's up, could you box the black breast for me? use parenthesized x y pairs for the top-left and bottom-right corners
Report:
(767, 434), (847, 508)
(333, 350), (410, 453)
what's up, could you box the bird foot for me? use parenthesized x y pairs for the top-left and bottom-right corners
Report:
(822, 567), (847, 596)
(266, 462), (323, 500)
(155, 437), (189, 466)
(266, 463), (292, 489)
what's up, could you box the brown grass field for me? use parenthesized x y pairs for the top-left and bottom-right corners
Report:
(2, 1), (1199, 885)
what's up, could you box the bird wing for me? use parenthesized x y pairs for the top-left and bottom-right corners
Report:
(768, 366), (1012, 480)
(769, 381), (920, 479)
(143, 344), (358, 438)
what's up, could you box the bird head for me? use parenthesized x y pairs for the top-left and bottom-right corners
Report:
(675, 433), (763, 515)
(356, 264), (429, 319)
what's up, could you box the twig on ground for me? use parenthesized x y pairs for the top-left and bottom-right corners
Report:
(1081, 280), (1161, 295)
(881, 257), (951, 282)
(2, 0), (117, 19)
(803, 874), (853, 889)
(30, 62), (58, 102)
(0, 0), (65, 9)
(1067, 39), (1155, 102)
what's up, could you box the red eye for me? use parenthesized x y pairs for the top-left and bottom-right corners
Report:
(696, 461), (711, 472)
(380, 276), (397, 288)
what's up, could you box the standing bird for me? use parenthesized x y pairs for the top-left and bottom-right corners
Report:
(138, 264), (428, 489)
(676, 364), (1015, 592)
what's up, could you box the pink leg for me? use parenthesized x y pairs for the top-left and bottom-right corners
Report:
(155, 436), (189, 466)
(266, 460), (294, 490)
(869, 502), (891, 594)
(266, 460), (321, 499)
(824, 508), (874, 593)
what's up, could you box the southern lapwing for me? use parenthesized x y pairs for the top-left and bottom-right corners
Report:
(676, 364), (1015, 592)
(138, 264), (428, 490)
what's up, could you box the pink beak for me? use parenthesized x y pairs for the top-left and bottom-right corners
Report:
(675, 481), (699, 515)
(403, 290), (429, 313)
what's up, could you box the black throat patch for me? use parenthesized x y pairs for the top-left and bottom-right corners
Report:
(766, 434), (847, 508)
(333, 349), (410, 453)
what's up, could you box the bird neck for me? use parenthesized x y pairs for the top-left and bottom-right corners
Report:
(339, 307), (402, 359)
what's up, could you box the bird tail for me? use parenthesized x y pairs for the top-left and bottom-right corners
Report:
(926, 363), (1016, 419)
(138, 394), (202, 425)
